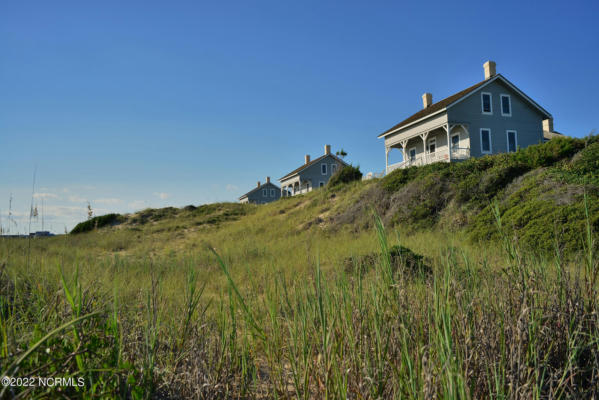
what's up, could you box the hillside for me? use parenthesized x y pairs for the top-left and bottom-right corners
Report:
(2, 135), (599, 399)
(73, 134), (599, 257)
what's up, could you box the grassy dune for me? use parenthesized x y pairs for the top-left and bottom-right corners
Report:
(1, 136), (599, 398)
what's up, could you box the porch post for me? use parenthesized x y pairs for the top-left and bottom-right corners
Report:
(447, 124), (452, 163)
(400, 140), (408, 164)
(385, 146), (389, 172)
(419, 131), (429, 164)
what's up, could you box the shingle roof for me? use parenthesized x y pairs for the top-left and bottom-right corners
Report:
(279, 154), (348, 182)
(239, 182), (280, 200)
(378, 78), (490, 137)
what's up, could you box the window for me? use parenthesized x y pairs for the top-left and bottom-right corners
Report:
(428, 138), (436, 153)
(262, 189), (267, 196)
(270, 189), (275, 197)
(500, 94), (511, 116)
(481, 92), (492, 115)
(506, 130), (517, 152)
(321, 163), (327, 175)
(451, 134), (460, 149)
(319, 181), (325, 188)
(409, 148), (416, 161)
(480, 129), (492, 153)
(331, 164), (337, 174)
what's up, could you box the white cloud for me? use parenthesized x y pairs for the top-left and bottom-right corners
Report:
(153, 192), (170, 200)
(33, 192), (59, 199)
(225, 184), (238, 192)
(94, 198), (122, 205)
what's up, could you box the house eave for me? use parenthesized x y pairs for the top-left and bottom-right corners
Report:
(378, 108), (448, 139)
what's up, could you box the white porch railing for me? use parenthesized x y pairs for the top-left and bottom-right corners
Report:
(386, 147), (470, 174)
(450, 147), (470, 160)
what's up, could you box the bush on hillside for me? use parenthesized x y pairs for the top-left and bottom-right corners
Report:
(129, 207), (179, 225)
(328, 165), (363, 187)
(570, 142), (599, 177)
(344, 244), (431, 278)
(71, 213), (124, 234)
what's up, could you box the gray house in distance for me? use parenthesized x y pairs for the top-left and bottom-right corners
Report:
(379, 61), (562, 174)
(239, 177), (281, 204)
(279, 145), (348, 196)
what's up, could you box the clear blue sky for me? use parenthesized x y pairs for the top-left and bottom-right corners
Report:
(1, 0), (598, 233)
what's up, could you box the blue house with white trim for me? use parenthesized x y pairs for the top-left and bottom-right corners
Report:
(379, 61), (563, 174)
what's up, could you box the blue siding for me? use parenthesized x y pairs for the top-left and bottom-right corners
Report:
(448, 79), (545, 158)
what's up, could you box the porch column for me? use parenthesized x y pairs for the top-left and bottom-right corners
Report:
(446, 124), (452, 163)
(419, 131), (429, 164)
(385, 146), (390, 172)
(400, 139), (408, 164)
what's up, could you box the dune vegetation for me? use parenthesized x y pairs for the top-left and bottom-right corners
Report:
(1, 135), (599, 399)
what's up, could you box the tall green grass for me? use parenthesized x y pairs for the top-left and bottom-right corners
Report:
(1, 206), (598, 398)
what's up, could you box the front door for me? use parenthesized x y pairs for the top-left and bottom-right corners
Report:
(409, 148), (416, 162)
(451, 134), (460, 149)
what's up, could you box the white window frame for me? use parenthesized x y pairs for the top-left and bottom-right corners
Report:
(481, 92), (493, 115)
(319, 181), (325, 188)
(270, 188), (275, 197)
(331, 163), (337, 174)
(321, 163), (327, 175)
(480, 128), (492, 154)
(500, 94), (512, 117)
(408, 147), (416, 161)
(262, 188), (267, 196)
(427, 137), (436, 154)
(451, 133), (460, 149)
(506, 130), (518, 152)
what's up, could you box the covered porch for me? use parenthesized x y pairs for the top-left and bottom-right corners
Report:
(280, 177), (312, 197)
(385, 123), (471, 174)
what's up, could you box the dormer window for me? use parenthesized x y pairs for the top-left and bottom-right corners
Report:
(481, 92), (492, 115)
(500, 94), (511, 116)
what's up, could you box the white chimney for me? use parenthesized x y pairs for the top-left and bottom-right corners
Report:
(257, 181), (261, 187)
(543, 118), (554, 132)
(324, 144), (331, 155)
(422, 93), (432, 109)
(266, 176), (270, 183)
(305, 154), (310, 164)
(484, 61), (496, 79)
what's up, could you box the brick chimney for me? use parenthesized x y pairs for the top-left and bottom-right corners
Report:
(305, 155), (310, 164)
(257, 181), (260, 187)
(266, 176), (271, 184)
(422, 93), (432, 109)
(324, 144), (331, 155)
(484, 61), (496, 79)
(543, 118), (554, 132)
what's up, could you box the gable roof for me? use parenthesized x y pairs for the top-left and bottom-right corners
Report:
(239, 181), (280, 200)
(378, 74), (552, 138)
(279, 154), (348, 182)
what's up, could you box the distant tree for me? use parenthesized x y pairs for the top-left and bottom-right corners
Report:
(336, 148), (348, 159)
(87, 202), (93, 220)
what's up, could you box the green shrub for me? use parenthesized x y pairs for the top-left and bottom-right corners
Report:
(71, 213), (124, 234)
(513, 136), (583, 168)
(570, 142), (599, 177)
(328, 165), (363, 187)
(381, 162), (449, 192)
